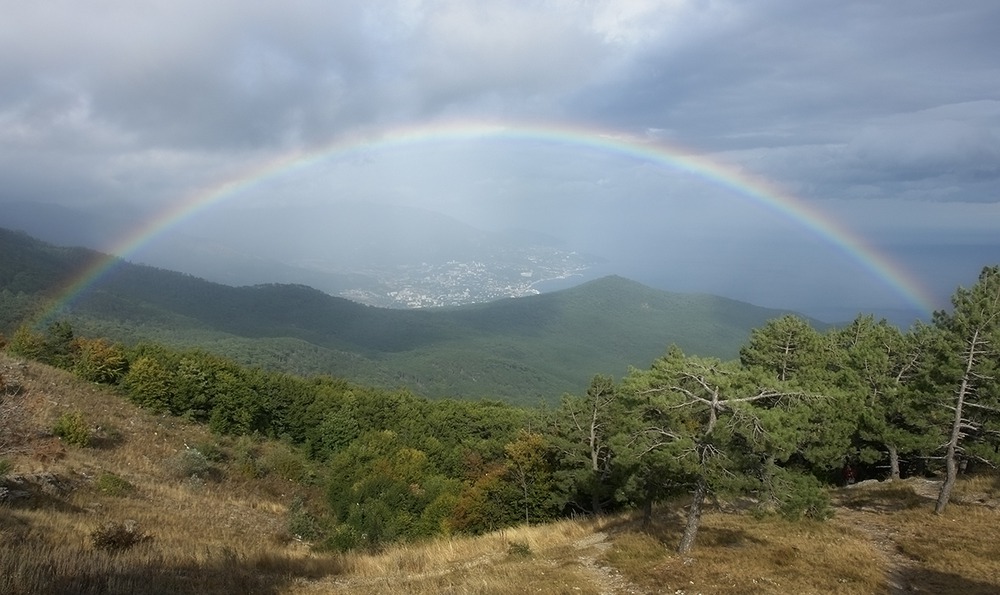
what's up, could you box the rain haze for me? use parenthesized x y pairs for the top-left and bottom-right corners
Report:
(2, 1), (999, 324)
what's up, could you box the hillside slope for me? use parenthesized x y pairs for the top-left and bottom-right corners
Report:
(3, 354), (998, 594)
(0, 228), (821, 402)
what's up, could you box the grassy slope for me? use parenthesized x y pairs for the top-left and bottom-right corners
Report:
(3, 354), (999, 595)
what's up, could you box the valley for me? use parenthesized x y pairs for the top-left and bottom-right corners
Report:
(331, 244), (595, 308)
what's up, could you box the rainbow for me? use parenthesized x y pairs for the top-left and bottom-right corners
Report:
(34, 118), (937, 324)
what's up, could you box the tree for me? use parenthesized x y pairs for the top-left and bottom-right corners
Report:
(120, 354), (173, 412)
(72, 337), (128, 384)
(624, 347), (821, 554)
(504, 430), (560, 525)
(740, 316), (859, 476)
(549, 375), (623, 514)
(5, 325), (46, 361)
(927, 266), (1000, 514)
(830, 316), (938, 479)
(740, 315), (825, 385)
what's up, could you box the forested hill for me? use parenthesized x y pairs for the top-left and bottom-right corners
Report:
(0, 227), (823, 403)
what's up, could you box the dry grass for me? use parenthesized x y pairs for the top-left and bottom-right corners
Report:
(601, 509), (885, 595)
(3, 353), (1000, 595)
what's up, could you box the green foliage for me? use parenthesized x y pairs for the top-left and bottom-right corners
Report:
(326, 431), (464, 551)
(0, 458), (11, 477)
(192, 440), (227, 463)
(829, 315), (940, 476)
(165, 448), (213, 480)
(52, 411), (91, 447)
(120, 354), (172, 412)
(95, 472), (134, 497)
(260, 447), (308, 482)
(620, 346), (838, 552)
(740, 315), (826, 386)
(549, 374), (627, 514)
(286, 496), (327, 542)
(503, 430), (563, 525)
(925, 266), (1000, 512)
(6, 325), (46, 361)
(766, 467), (832, 521)
(72, 337), (128, 384)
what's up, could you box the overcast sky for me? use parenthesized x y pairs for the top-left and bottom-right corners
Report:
(2, 1), (999, 321)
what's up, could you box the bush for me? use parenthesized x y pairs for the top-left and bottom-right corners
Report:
(287, 497), (326, 541)
(193, 440), (227, 463)
(73, 338), (128, 384)
(95, 472), (134, 497)
(0, 458), (11, 477)
(770, 469), (833, 521)
(165, 448), (212, 480)
(262, 447), (307, 482)
(233, 437), (264, 479)
(91, 521), (151, 552)
(507, 540), (532, 558)
(53, 412), (91, 447)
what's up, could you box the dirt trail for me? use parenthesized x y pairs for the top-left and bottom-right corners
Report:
(833, 506), (918, 594)
(571, 531), (645, 595)
(832, 478), (944, 595)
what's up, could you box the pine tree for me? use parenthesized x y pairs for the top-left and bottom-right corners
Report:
(623, 347), (821, 554)
(927, 266), (1000, 513)
(830, 316), (938, 479)
(549, 374), (623, 514)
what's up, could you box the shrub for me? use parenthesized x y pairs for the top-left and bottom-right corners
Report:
(262, 447), (307, 482)
(287, 497), (326, 541)
(53, 412), (91, 447)
(91, 521), (151, 552)
(507, 540), (532, 558)
(165, 448), (212, 480)
(233, 436), (264, 479)
(770, 469), (833, 521)
(193, 440), (226, 463)
(5, 326), (46, 361)
(95, 472), (134, 497)
(0, 458), (11, 477)
(72, 338), (128, 384)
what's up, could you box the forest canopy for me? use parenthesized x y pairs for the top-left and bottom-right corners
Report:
(4, 265), (999, 553)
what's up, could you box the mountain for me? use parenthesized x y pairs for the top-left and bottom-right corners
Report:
(0, 200), (598, 308)
(0, 228), (821, 404)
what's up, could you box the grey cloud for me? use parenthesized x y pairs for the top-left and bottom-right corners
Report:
(1, 0), (999, 318)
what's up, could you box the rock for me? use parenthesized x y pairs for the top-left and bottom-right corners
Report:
(0, 486), (30, 503)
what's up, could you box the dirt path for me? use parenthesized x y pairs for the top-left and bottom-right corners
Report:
(832, 478), (944, 595)
(833, 506), (918, 594)
(571, 531), (644, 595)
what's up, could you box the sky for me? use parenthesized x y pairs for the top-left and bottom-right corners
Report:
(1, 0), (999, 323)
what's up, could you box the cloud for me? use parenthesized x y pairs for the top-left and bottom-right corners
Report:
(1, 0), (999, 317)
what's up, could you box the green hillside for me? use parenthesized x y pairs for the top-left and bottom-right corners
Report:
(0, 227), (821, 403)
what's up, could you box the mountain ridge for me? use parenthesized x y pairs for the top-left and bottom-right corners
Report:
(0, 227), (823, 403)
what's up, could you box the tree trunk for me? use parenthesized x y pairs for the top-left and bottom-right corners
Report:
(677, 479), (706, 554)
(887, 444), (900, 481)
(591, 486), (603, 515)
(641, 482), (653, 529)
(936, 329), (978, 515)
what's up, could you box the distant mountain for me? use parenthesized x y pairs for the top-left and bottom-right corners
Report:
(0, 228), (822, 404)
(0, 201), (598, 308)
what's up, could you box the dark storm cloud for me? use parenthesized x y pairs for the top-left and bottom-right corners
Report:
(1, 0), (998, 316)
